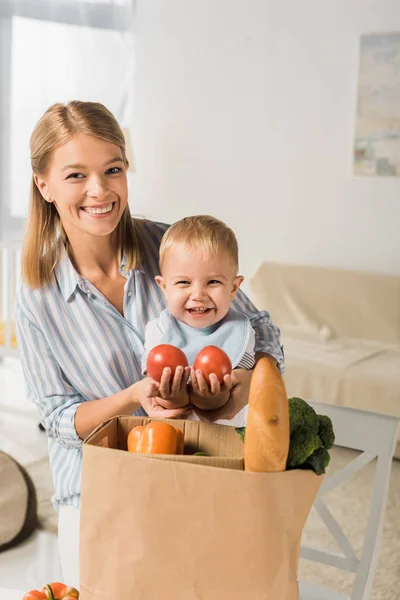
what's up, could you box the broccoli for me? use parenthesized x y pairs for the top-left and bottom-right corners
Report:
(235, 427), (246, 443)
(287, 396), (322, 468)
(318, 414), (335, 450)
(287, 428), (322, 468)
(299, 446), (331, 476)
(287, 398), (333, 474)
(236, 396), (334, 475)
(288, 397), (319, 436)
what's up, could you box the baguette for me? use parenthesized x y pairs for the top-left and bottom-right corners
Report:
(244, 356), (289, 472)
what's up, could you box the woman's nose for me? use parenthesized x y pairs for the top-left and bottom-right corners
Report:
(86, 176), (107, 198)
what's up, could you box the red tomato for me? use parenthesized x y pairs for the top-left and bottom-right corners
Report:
(193, 346), (232, 383)
(147, 344), (189, 382)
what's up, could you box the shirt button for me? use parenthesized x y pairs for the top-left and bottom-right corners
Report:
(127, 291), (132, 297)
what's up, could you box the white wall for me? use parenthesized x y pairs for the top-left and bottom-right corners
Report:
(132, 0), (400, 283)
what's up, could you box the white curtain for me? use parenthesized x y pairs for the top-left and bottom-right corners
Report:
(0, 0), (135, 229)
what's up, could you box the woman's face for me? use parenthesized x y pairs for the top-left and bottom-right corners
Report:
(35, 133), (128, 242)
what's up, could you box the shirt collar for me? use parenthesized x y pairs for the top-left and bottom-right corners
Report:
(55, 246), (145, 301)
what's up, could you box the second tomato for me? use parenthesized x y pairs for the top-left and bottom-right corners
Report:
(193, 346), (232, 383)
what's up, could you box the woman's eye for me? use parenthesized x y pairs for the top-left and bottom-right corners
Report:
(106, 167), (122, 175)
(66, 172), (84, 180)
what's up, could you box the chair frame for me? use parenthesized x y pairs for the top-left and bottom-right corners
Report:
(299, 400), (399, 600)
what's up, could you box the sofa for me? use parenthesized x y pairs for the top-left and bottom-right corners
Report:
(249, 262), (400, 458)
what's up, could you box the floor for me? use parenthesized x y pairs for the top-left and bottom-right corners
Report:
(0, 357), (62, 590)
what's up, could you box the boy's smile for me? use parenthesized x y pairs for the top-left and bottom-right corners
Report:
(156, 249), (243, 329)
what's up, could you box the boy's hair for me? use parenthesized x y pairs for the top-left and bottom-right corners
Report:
(159, 215), (239, 272)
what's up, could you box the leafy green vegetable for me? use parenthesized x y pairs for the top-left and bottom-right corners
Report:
(287, 429), (322, 468)
(317, 414), (335, 450)
(299, 446), (331, 476)
(235, 427), (246, 443)
(288, 397), (319, 436)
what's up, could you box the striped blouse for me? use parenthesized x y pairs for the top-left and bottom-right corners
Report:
(15, 219), (284, 512)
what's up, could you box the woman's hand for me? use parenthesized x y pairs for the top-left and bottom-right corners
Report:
(193, 369), (251, 422)
(133, 375), (192, 419)
(189, 367), (234, 410)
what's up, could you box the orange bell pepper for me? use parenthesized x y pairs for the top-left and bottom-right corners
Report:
(127, 421), (184, 455)
(23, 583), (79, 600)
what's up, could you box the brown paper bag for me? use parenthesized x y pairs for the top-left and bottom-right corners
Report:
(80, 416), (322, 600)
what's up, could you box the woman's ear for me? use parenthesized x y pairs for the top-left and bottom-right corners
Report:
(230, 275), (244, 299)
(155, 276), (166, 293)
(34, 174), (52, 202)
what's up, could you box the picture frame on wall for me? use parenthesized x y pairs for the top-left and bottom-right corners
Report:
(353, 32), (400, 177)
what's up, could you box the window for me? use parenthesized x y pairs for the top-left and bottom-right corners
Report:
(0, 0), (135, 237)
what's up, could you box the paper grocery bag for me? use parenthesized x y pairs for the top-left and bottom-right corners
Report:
(79, 416), (323, 600)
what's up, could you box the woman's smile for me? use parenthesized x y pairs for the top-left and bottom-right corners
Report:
(80, 201), (117, 218)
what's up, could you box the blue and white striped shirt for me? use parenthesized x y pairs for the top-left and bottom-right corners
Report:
(15, 219), (284, 512)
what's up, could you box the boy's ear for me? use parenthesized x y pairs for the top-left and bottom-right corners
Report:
(230, 275), (244, 299)
(155, 275), (166, 292)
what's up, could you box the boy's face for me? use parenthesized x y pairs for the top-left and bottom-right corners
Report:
(156, 249), (244, 329)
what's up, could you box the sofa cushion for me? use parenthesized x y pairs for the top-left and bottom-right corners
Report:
(283, 334), (399, 411)
(250, 262), (400, 344)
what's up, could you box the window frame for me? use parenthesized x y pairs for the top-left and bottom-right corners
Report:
(0, 0), (134, 240)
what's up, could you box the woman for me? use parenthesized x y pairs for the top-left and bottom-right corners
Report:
(15, 101), (284, 587)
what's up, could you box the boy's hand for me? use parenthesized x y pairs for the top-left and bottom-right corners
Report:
(141, 393), (191, 419)
(146, 365), (190, 409)
(194, 369), (249, 422)
(189, 367), (235, 411)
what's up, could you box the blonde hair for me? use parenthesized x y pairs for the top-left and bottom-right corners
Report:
(159, 215), (239, 272)
(22, 100), (142, 288)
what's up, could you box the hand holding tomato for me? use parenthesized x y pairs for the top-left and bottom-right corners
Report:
(194, 369), (250, 422)
(190, 346), (233, 410)
(138, 379), (191, 417)
(189, 368), (233, 410)
(146, 364), (191, 409)
(193, 346), (232, 383)
(146, 344), (190, 409)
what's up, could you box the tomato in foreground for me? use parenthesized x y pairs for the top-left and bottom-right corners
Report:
(23, 583), (79, 599)
(146, 344), (189, 382)
(193, 346), (232, 383)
